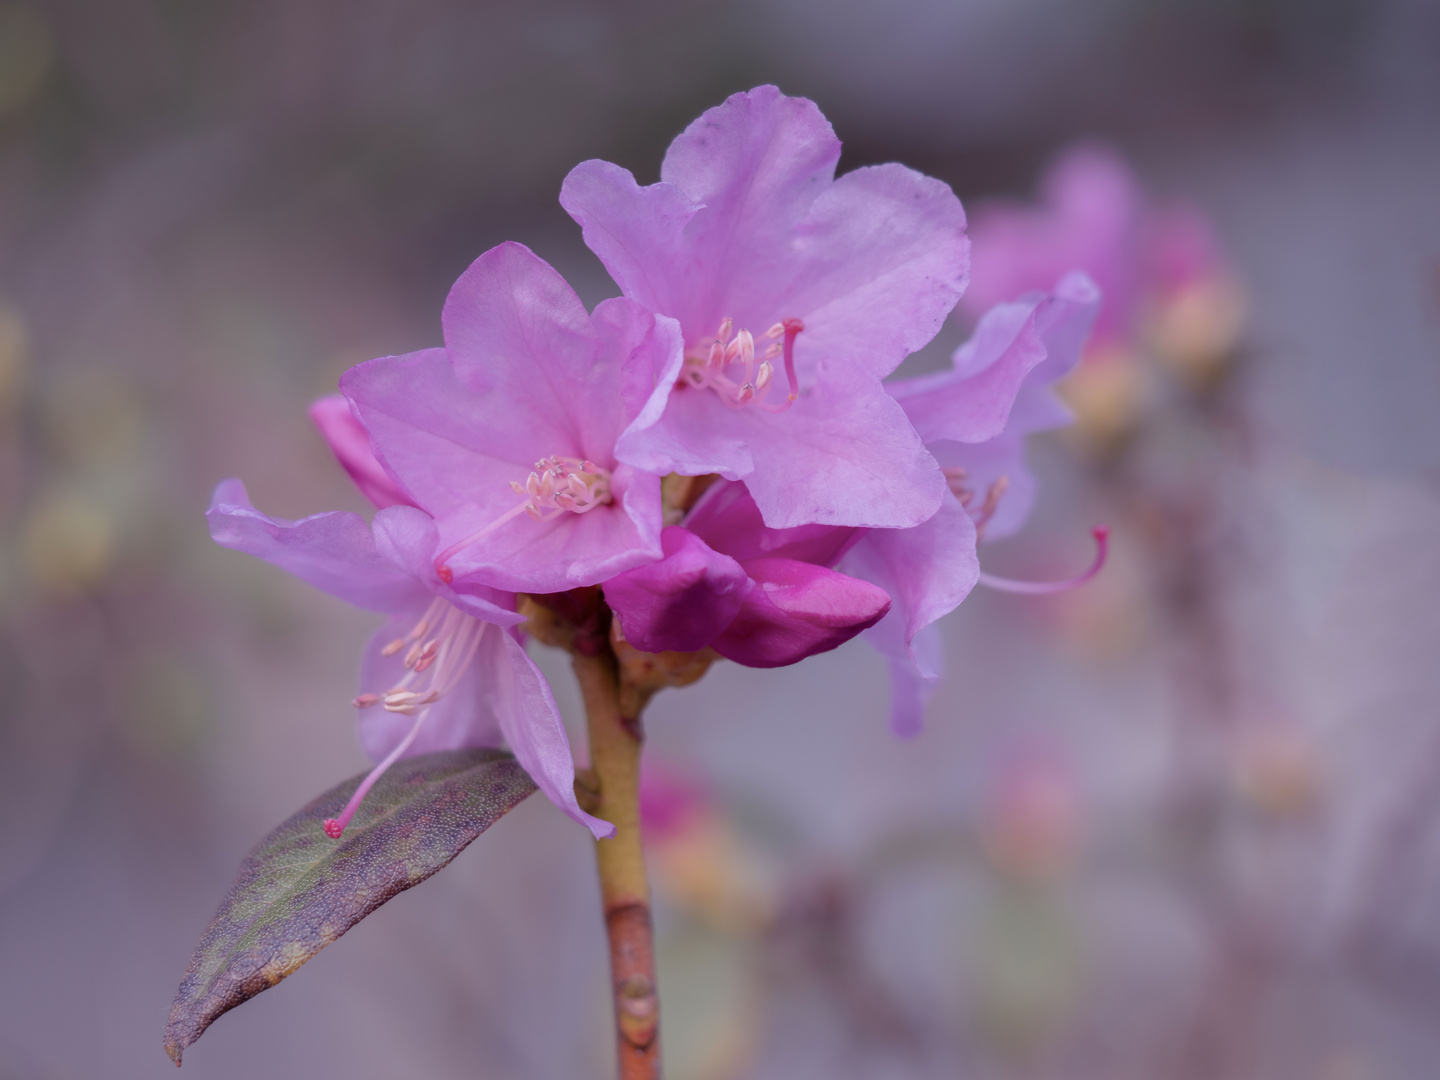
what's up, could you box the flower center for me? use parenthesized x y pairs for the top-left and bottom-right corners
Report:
(325, 596), (485, 839)
(434, 455), (613, 583)
(681, 316), (804, 412)
(943, 466), (1010, 540)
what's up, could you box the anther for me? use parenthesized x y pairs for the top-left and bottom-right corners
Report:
(352, 693), (380, 708)
(381, 638), (406, 657)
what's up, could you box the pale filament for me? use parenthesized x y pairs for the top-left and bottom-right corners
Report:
(943, 466), (1010, 541)
(682, 316), (804, 412)
(979, 527), (1110, 596)
(943, 465), (1107, 595)
(324, 596), (485, 839)
(434, 455), (612, 583)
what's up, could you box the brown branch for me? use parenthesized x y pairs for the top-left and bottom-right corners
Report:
(573, 648), (660, 1080)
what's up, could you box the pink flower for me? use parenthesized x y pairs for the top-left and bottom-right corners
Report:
(560, 85), (970, 531)
(850, 271), (1105, 735)
(340, 242), (684, 595)
(961, 143), (1232, 349)
(206, 479), (613, 841)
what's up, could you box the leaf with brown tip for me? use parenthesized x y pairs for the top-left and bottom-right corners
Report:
(163, 748), (536, 1065)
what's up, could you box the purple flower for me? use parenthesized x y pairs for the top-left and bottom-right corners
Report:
(341, 242), (684, 595)
(206, 478), (613, 841)
(962, 143), (1236, 351)
(560, 85), (969, 531)
(603, 480), (889, 668)
(859, 271), (1106, 735)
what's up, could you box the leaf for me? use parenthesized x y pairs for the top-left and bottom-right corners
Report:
(163, 748), (537, 1065)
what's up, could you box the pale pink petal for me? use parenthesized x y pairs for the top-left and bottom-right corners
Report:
(728, 374), (947, 530)
(485, 627), (615, 839)
(839, 495), (978, 645)
(206, 479), (424, 614)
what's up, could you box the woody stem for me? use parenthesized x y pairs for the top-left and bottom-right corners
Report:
(574, 648), (660, 1080)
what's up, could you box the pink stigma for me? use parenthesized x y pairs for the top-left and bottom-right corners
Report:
(978, 526), (1110, 596)
(323, 819), (344, 839)
(681, 316), (804, 412)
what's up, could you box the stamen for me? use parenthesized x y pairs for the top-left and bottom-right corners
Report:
(328, 607), (486, 839)
(434, 455), (612, 583)
(942, 468), (1011, 540)
(680, 316), (804, 412)
(978, 527), (1110, 595)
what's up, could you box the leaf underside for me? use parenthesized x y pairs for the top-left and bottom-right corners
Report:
(163, 748), (537, 1066)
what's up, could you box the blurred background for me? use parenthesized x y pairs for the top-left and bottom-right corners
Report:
(0, 0), (1438, 1077)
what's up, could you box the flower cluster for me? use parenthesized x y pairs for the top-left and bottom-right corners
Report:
(208, 87), (1103, 837)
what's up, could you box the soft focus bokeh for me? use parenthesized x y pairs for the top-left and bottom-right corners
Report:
(2, 1), (1438, 1077)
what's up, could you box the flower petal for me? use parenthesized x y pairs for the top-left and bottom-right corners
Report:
(778, 162), (970, 382)
(681, 480), (860, 567)
(206, 479), (424, 613)
(839, 495), (978, 646)
(862, 617), (943, 739)
(308, 394), (413, 510)
(485, 628), (615, 839)
(603, 527), (752, 653)
(887, 272), (1100, 446)
(712, 558), (891, 668)
(370, 505), (523, 626)
(343, 340), (665, 594)
(736, 373), (948, 530)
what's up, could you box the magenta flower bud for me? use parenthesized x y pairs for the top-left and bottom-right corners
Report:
(309, 394), (414, 510)
(711, 558), (891, 668)
(603, 527), (752, 653)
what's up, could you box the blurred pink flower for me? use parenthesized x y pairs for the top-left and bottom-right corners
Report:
(961, 143), (1231, 349)
(561, 85), (970, 531)
(341, 242), (683, 595)
(206, 479), (612, 841)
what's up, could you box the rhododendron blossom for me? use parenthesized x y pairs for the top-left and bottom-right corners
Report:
(341, 241), (683, 596)
(560, 85), (970, 531)
(206, 479), (611, 840)
(853, 270), (1106, 734)
(181, 86), (1118, 1080)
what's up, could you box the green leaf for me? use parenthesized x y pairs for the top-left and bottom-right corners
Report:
(163, 748), (537, 1065)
